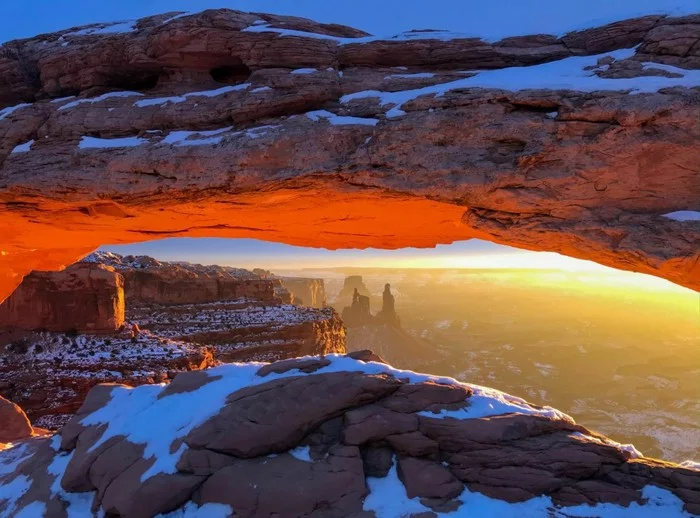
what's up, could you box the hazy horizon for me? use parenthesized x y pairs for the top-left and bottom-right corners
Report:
(99, 237), (698, 295)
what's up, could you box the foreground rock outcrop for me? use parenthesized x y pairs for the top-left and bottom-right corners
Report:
(0, 352), (698, 517)
(0, 263), (124, 333)
(1, 9), (698, 303)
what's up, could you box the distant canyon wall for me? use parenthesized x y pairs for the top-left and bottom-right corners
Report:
(122, 269), (277, 305)
(280, 277), (327, 308)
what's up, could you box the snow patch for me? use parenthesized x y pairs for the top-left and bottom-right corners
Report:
(10, 140), (34, 154)
(364, 459), (691, 517)
(63, 21), (136, 37)
(0, 103), (31, 120)
(0, 475), (31, 516)
(363, 460), (430, 517)
(386, 72), (436, 79)
(160, 12), (195, 25)
(663, 211), (700, 222)
(158, 502), (234, 518)
(290, 68), (317, 75)
(289, 446), (313, 462)
(14, 502), (47, 518)
(50, 96), (76, 104)
(418, 380), (568, 421)
(242, 23), (346, 41)
(79, 136), (147, 149)
(435, 319), (452, 330)
(306, 110), (379, 126)
(77, 354), (572, 482)
(134, 84), (250, 107)
(161, 127), (233, 147)
(341, 48), (700, 117)
(59, 91), (144, 111)
(240, 125), (278, 139)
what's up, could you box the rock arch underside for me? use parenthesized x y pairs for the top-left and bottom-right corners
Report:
(1, 9), (699, 304)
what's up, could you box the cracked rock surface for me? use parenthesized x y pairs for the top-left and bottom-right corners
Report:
(0, 353), (698, 517)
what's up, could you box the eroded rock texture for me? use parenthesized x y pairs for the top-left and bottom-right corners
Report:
(279, 277), (327, 308)
(0, 327), (215, 429)
(0, 9), (699, 302)
(0, 353), (698, 517)
(84, 251), (277, 305)
(0, 263), (124, 333)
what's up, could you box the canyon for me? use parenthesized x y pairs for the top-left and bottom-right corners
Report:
(0, 7), (698, 518)
(0, 253), (344, 429)
(0, 9), (698, 304)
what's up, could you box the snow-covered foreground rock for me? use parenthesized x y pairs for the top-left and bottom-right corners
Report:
(0, 352), (698, 517)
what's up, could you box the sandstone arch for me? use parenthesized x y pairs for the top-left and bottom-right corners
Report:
(1, 9), (699, 302)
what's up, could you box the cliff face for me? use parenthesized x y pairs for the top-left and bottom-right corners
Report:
(0, 263), (124, 333)
(280, 277), (327, 308)
(0, 10), (698, 303)
(131, 300), (346, 363)
(84, 252), (278, 305)
(1, 353), (698, 517)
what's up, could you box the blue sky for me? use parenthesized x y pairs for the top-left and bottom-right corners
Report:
(2, 1), (696, 43)
(103, 237), (510, 267)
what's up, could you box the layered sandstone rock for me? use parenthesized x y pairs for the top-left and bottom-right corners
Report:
(0, 328), (215, 428)
(341, 282), (402, 329)
(0, 353), (698, 517)
(84, 252), (276, 305)
(280, 277), (327, 308)
(0, 263), (124, 333)
(252, 269), (327, 308)
(1, 10), (698, 303)
(130, 299), (346, 363)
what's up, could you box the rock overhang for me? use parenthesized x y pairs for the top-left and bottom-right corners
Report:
(0, 8), (699, 302)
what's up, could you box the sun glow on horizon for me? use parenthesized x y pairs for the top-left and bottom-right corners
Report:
(101, 238), (698, 296)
